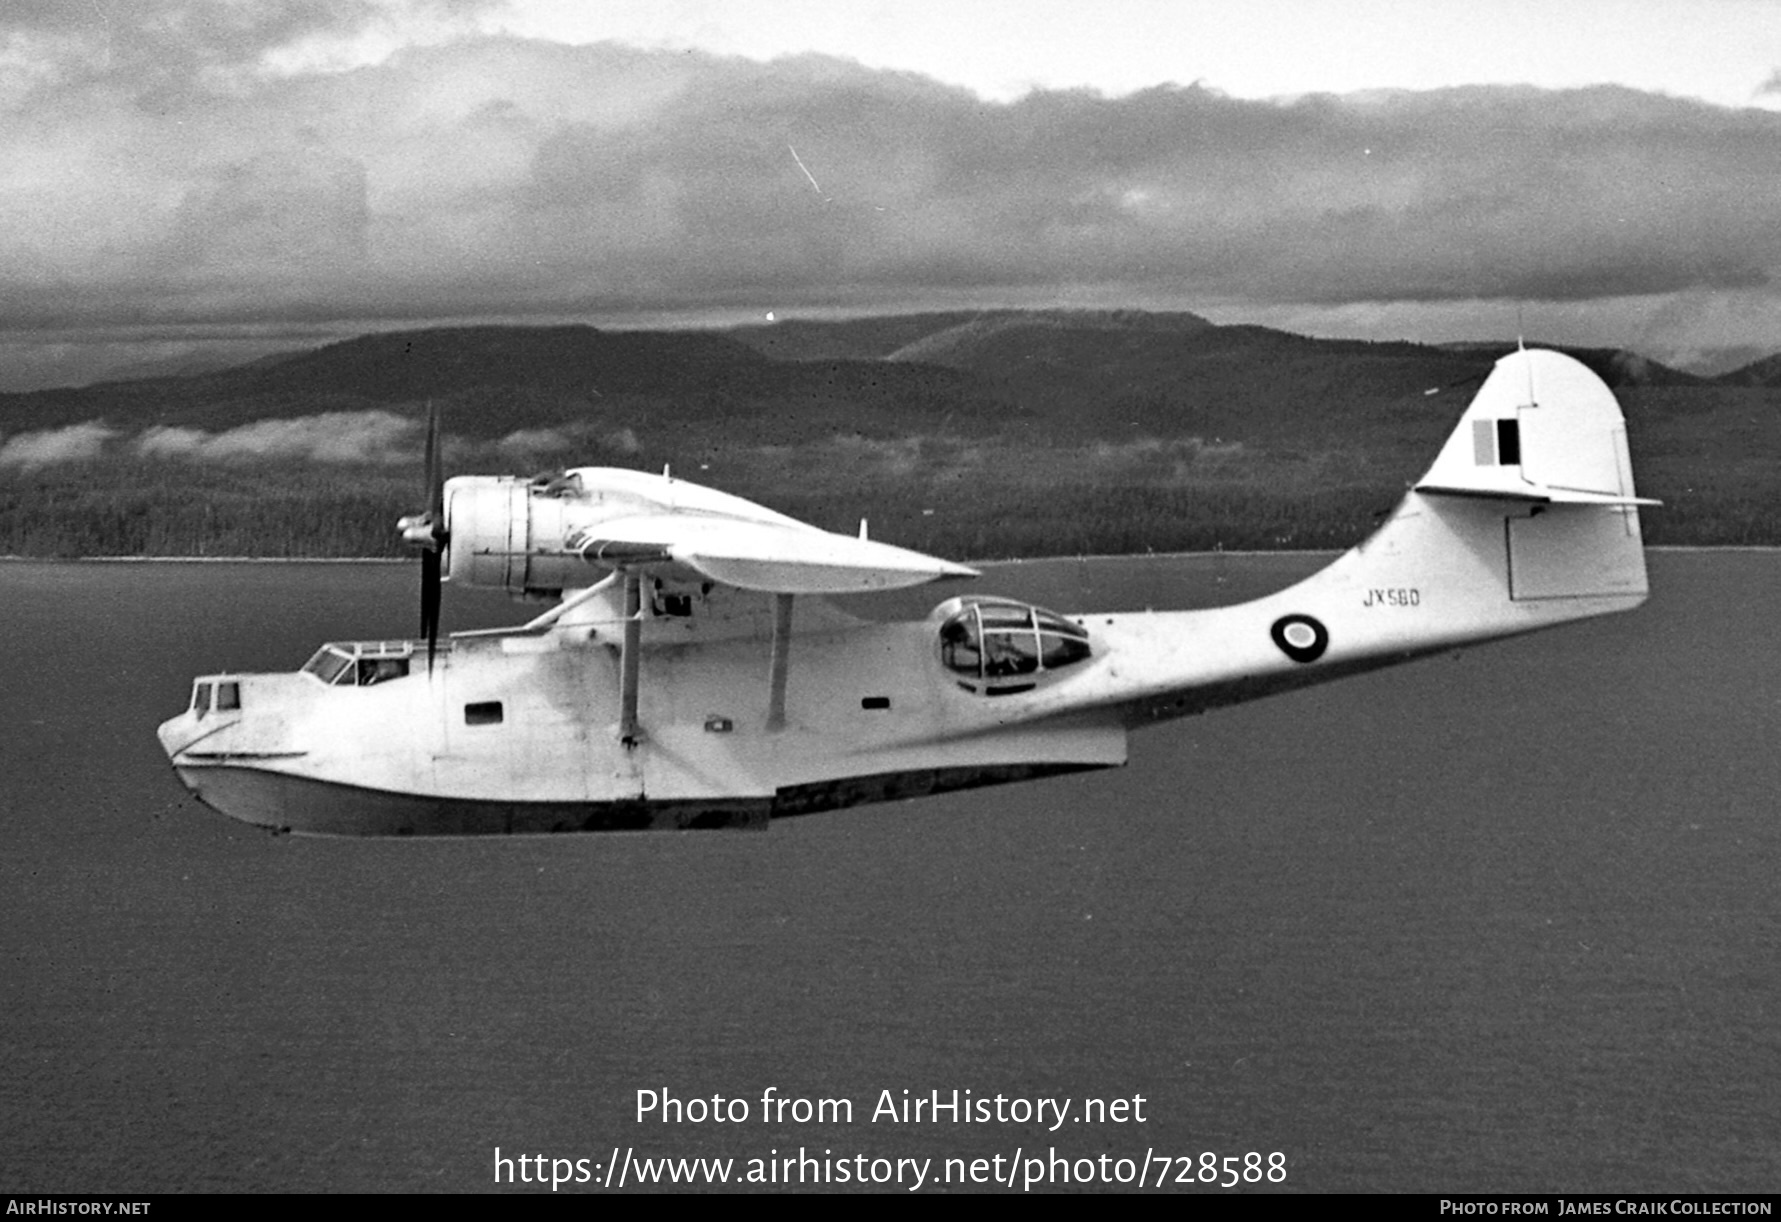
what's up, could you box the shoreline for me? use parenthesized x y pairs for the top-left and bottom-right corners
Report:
(3, 544), (1775, 565)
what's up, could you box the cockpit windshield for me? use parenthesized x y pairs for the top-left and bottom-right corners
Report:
(301, 642), (415, 687)
(937, 597), (1092, 694)
(302, 647), (353, 685)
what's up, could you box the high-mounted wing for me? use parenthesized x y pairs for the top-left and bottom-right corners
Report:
(444, 466), (980, 741)
(567, 513), (978, 594)
(441, 466), (978, 598)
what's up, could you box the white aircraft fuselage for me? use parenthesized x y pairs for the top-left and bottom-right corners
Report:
(157, 349), (1654, 836)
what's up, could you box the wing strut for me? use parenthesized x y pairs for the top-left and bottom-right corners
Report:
(618, 572), (643, 746)
(766, 593), (793, 731)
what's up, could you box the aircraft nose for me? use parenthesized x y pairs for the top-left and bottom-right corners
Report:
(157, 710), (207, 763)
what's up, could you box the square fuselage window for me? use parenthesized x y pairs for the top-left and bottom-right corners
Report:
(464, 701), (504, 726)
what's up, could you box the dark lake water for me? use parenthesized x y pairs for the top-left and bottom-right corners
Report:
(2, 552), (1777, 1193)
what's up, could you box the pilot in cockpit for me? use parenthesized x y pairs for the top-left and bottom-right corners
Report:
(356, 657), (410, 686)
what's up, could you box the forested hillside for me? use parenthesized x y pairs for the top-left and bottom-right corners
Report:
(3, 312), (1778, 558)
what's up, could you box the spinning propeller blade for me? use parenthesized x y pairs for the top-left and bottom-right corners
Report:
(424, 399), (444, 524)
(397, 401), (448, 671)
(421, 401), (443, 668)
(420, 547), (441, 669)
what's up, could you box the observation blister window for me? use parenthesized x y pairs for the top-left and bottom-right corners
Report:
(936, 598), (1092, 693)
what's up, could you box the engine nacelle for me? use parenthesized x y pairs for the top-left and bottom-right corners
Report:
(443, 476), (587, 596)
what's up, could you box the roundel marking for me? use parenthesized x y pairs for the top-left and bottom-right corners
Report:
(1270, 614), (1329, 664)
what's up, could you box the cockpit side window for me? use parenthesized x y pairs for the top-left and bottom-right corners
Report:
(356, 657), (410, 686)
(193, 681), (213, 717)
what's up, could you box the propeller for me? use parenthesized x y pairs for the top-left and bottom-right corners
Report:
(397, 401), (448, 671)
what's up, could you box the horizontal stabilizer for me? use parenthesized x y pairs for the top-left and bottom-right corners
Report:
(1416, 482), (1661, 507)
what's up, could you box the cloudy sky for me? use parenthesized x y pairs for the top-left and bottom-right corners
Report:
(3, 0), (1780, 389)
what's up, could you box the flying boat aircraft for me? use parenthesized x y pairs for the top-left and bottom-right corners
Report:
(157, 348), (1655, 836)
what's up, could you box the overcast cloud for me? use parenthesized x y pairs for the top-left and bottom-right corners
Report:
(2, 3), (1779, 387)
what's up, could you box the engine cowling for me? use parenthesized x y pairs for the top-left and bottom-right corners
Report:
(443, 475), (587, 596)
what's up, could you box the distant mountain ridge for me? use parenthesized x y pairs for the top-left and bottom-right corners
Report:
(0, 311), (1683, 462)
(0, 323), (1004, 443)
(2, 310), (1739, 435)
(738, 311), (1720, 447)
(5, 309), (1781, 556)
(0, 309), (1753, 465)
(1714, 352), (1781, 387)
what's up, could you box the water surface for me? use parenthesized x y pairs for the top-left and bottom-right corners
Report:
(1, 553), (1776, 1192)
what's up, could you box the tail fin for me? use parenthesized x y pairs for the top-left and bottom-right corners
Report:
(1415, 347), (1654, 604)
(1274, 348), (1651, 655)
(1416, 347), (1658, 512)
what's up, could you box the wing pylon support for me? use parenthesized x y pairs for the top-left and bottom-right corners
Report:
(606, 577), (793, 743)
(767, 593), (793, 731)
(618, 572), (643, 747)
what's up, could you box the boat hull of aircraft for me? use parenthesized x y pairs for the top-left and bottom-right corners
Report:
(163, 761), (1116, 836)
(156, 603), (1131, 835)
(157, 348), (1653, 836)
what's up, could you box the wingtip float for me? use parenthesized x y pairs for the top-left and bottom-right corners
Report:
(158, 348), (1652, 837)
